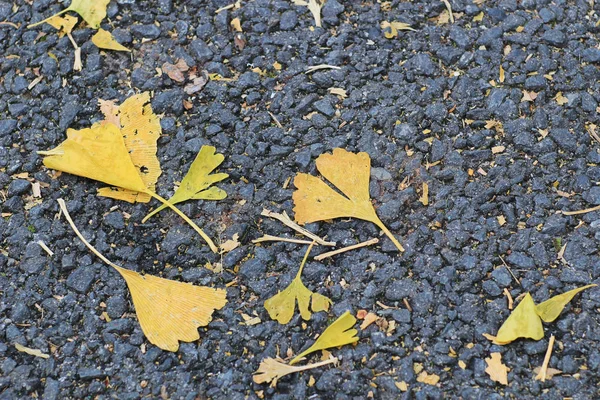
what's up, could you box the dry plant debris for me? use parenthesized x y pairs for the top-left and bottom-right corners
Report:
(253, 356), (338, 387)
(485, 352), (509, 385)
(14, 343), (50, 359)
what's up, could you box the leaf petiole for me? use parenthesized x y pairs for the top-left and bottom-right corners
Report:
(373, 218), (405, 252)
(144, 190), (219, 253)
(27, 8), (69, 28)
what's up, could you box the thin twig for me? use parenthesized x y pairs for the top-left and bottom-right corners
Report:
(268, 111), (283, 128)
(252, 235), (314, 245)
(305, 64), (341, 74)
(503, 288), (513, 310)
(261, 209), (335, 246)
(562, 204), (600, 215)
(37, 240), (54, 257)
(499, 256), (521, 286)
(442, 0), (454, 23)
(0, 21), (19, 28)
(535, 335), (555, 382)
(314, 238), (378, 261)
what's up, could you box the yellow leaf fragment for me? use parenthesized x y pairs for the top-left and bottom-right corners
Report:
(554, 92), (569, 105)
(57, 199), (227, 352)
(492, 145), (505, 154)
(290, 311), (358, 364)
(521, 90), (538, 102)
(142, 145), (228, 221)
(97, 93), (162, 203)
(420, 182), (429, 206)
(14, 343), (50, 359)
(417, 371), (440, 385)
(535, 284), (596, 323)
(492, 293), (543, 345)
(473, 11), (484, 22)
(253, 356), (338, 387)
(381, 21), (415, 39)
(46, 14), (78, 36)
(220, 233), (240, 254)
(98, 99), (120, 127)
(485, 352), (509, 385)
(230, 17), (242, 32)
(264, 243), (332, 325)
(360, 312), (379, 330)
(395, 381), (408, 391)
(91, 28), (130, 52)
(499, 65), (505, 83)
(293, 148), (404, 251)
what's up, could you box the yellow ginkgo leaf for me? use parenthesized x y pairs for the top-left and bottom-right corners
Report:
(38, 118), (220, 253)
(293, 148), (404, 251)
(46, 14), (78, 36)
(253, 356), (338, 387)
(290, 311), (359, 364)
(493, 293), (543, 345)
(97, 93), (161, 203)
(91, 28), (130, 52)
(264, 243), (331, 325)
(142, 145), (228, 222)
(39, 122), (147, 193)
(535, 284), (597, 323)
(57, 199), (227, 352)
(28, 0), (110, 29)
(117, 267), (227, 351)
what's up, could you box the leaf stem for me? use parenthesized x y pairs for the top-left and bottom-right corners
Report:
(296, 241), (316, 279)
(57, 198), (125, 275)
(141, 202), (165, 223)
(374, 218), (405, 252)
(145, 190), (219, 253)
(27, 8), (69, 28)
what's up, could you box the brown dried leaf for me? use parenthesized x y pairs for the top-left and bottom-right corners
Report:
(485, 352), (509, 385)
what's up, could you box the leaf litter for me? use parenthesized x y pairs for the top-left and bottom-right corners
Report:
(38, 92), (226, 253)
(253, 356), (338, 387)
(485, 352), (509, 385)
(14, 343), (50, 359)
(57, 199), (227, 352)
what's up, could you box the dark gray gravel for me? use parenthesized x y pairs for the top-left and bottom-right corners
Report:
(2, 0), (600, 398)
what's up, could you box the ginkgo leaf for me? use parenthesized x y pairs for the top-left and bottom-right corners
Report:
(290, 311), (358, 365)
(253, 356), (338, 387)
(57, 198), (227, 352)
(14, 343), (50, 359)
(535, 284), (597, 323)
(142, 145), (228, 222)
(92, 28), (130, 52)
(97, 93), (161, 203)
(485, 352), (509, 385)
(39, 123), (147, 193)
(293, 148), (404, 252)
(264, 243), (331, 325)
(46, 14), (78, 36)
(28, 0), (110, 29)
(491, 293), (544, 345)
(117, 267), (226, 351)
(38, 119), (220, 253)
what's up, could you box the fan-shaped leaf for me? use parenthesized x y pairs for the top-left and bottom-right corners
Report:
(293, 148), (404, 251)
(290, 311), (358, 364)
(535, 284), (596, 323)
